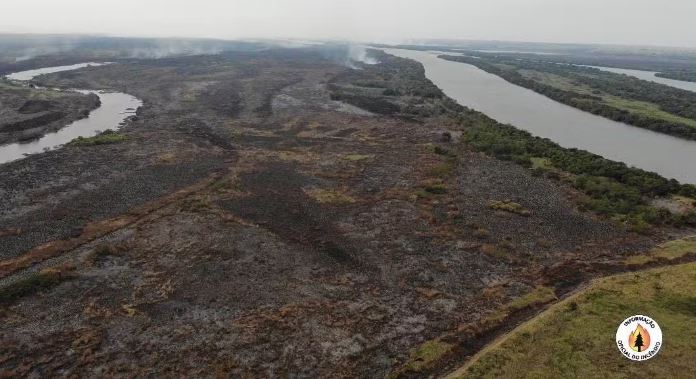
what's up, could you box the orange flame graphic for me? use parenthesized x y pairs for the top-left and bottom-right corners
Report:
(627, 324), (651, 352)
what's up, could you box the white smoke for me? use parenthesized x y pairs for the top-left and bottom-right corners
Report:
(253, 38), (325, 49)
(344, 45), (380, 69)
(123, 43), (224, 59)
(9, 43), (79, 62)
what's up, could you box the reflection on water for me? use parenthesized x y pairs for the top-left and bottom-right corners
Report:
(1, 63), (142, 165)
(384, 49), (696, 184)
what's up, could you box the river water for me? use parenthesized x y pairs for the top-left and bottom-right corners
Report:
(0, 63), (142, 165)
(5, 62), (111, 81)
(585, 65), (696, 93)
(383, 49), (696, 184)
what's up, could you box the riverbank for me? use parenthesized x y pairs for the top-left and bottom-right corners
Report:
(0, 80), (100, 145)
(586, 65), (696, 93)
(440, 53), (696, 142)
(0, 63), (141, 164)
(384, 49), (696, 184)
(381, 48), (696, 233)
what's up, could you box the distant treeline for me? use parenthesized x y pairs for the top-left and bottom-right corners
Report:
(441, 54), (696, 141)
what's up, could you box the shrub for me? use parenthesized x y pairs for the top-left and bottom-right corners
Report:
(433, 145), (456, 157)
(306, 188), (355, 204)
(428, 161), (455, 177)
(474, 228), (490, 239)
(489, 200), (530, 216)
(71, 130), (126, 146)
(0, 268), (73, 305)
(424, 183), (447, 194)
(343, 154), (373, 162)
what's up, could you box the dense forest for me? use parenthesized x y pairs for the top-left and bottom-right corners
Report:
(442, 54), (696, 141)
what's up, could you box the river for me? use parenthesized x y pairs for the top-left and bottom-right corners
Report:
(5, 62), (111, 81)
(0, 63), (142, 165)
(585, 65), (696, 93)
(383, 49), (696, 184)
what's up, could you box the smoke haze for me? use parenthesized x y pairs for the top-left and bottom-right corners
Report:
(1, 0), (695, 48)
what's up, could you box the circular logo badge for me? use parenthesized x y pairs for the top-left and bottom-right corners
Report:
(616, 315), (662, 361)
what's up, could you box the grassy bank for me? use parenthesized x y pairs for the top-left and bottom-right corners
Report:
(452, 261), (696, 378)
(70, 130), (126, 146)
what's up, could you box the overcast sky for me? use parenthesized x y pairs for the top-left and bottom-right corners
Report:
(2, 0), (695, 48)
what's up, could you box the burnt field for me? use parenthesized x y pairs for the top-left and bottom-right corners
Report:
(0, 47), (691, 377)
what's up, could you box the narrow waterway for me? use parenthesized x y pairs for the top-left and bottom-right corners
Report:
(586, 65), (696, 93)
(0, 63), (142, 164)
(5, 62), (111, 81)
(383, 49), (696, 184)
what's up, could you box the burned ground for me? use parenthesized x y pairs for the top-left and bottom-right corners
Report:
(0, 81), (100, 144)
(0, 48), (682, 377)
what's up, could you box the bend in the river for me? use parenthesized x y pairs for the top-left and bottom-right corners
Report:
(0, 63), (142, 164)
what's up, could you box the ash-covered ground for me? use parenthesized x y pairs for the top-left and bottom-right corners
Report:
(0, 47), (667, 377)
